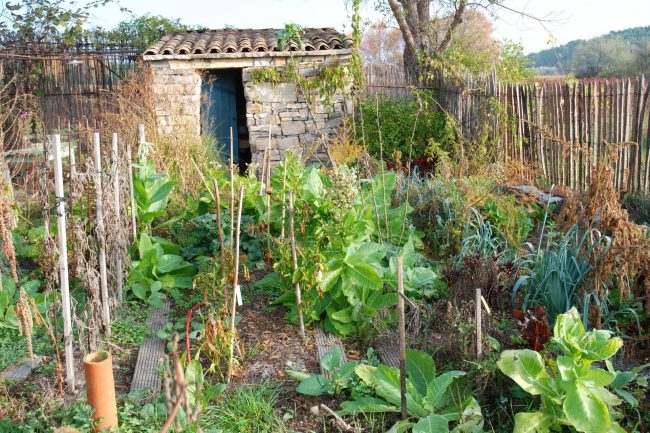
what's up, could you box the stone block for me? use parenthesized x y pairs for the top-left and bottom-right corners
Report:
(278, 136), (299, 150)
(249, 83), (297, 103)
(281, 121), (306, 135)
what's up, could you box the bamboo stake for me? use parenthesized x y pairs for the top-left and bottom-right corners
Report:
(93, 133), (111, 335)
(52, 134), (75, 390)
(288, 191), (305, 339)
(476, 288), (482, 359)
(396, 256), (407, 420)
(226, 185), (245, 383)
(111, 133), (123, 303)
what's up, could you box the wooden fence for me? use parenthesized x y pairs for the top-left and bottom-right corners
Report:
(364, 65), (650, 194)
(0, 42), (140, 132)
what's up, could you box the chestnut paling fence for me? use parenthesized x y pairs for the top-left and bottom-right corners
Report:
(364, 65), (650, 194)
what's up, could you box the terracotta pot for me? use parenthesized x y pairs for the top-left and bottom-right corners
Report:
(83, 351), (118, 432)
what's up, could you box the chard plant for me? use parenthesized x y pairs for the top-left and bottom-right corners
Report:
(497, 307), (627, 433)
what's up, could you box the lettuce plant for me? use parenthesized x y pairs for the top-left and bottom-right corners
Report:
(497, 307), (626, 433)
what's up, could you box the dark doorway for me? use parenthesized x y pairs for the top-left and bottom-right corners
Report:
(201, 69), (250, 170)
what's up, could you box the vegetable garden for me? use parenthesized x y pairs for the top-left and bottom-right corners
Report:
(0, 104), (648, 433)
(0, 24), (648, 430)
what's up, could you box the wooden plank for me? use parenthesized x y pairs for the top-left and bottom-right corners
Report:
(314, 326), (347, 379)
(130, 301), (170, 397)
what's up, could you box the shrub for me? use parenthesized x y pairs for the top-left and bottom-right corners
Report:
(355, 91), (457, 169)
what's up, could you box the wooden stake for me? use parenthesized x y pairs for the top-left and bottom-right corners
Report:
(93, 132), (111, 335)
(476, 288), (482, 359)
(213, 178), (228, 313)
(280, 154), (288, 241)
(229, 127), (235, 254)
(226, 185), (245, 383)
(288, 191), (305, 339)
(52, 134), (75, 390)
(127, 141), (137, 241)
(396, 256), (407, 420)
(111, 133), (123, 303)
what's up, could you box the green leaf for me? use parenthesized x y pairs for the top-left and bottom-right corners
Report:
(155, 254), (191, 273)
(406, 348), (437, 396)
(340, 397), (399, 414)
(319, 268), (341, 292)
(320, 346), (344, 373)
(296, 374), (330, 396)
(254, 272), (281, 289)
(451, 397), (484, 433)
(354, 363), (377, 386)
(425, 371), (465, 410)
(347, 263), (382, 289)
(563, 381), (611, 433)
(385, 420), (415, 433)
(330, 307), (352, 324)
(413, 414), (449, 433)
(578, 368), (615, 388)
(497, 350), (555, 396)
(333, 361), (358, 388)
(512, 412), (553, 433)
(286, 370), (310, 382)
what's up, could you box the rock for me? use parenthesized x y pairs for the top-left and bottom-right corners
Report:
(286, 357), (307, 372)
(310, 405), (320, 417)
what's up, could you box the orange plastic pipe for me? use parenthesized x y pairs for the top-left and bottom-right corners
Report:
(83, 352), (118, 432)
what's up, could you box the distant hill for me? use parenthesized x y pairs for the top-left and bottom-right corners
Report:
(527, 26), (650, 77)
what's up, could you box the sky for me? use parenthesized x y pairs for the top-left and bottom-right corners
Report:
(92, 0), (650, 54)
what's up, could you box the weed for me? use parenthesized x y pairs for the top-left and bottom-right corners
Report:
(201, 382), (289, 433)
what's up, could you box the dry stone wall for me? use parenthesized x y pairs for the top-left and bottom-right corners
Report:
(149, 53), (351, 167)
(243, 55), (351, 166)
(151, 67), (202, 137)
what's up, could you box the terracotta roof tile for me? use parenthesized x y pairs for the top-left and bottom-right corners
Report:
(144, 28), (353, 56)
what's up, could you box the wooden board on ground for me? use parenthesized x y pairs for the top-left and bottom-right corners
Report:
(0, 356), (44, 383)
(314, 326), (347, 378)
(130, 301), (170, 398)
(374, 333), (400, 368)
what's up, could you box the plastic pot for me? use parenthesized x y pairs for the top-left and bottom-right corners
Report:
(83, 351), (118, 432)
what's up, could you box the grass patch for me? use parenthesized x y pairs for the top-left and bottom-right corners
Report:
(202, 381), (289, 433)
(0, 327), (51, 371)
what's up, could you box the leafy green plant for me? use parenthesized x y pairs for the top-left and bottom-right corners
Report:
(133, 149), (175, 232)
(356, 91), (457, 167)
(513, 224), (611, 326)
(0, 276), (50, 329)
(127, 233), (196, 306)
(340, 349), (484, 433)
(481, 196), (533, 250)
(497, 307), (628, 433)
(457, 208), (503, 262)
(287, 346), (358, 396)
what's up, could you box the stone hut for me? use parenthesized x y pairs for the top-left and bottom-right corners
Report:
(143, 28), (354, 168)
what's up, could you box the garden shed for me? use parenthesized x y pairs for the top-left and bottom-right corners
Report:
(143, 28), (354, 168)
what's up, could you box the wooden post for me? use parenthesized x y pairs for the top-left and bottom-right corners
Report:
(127, 141), (137, 241)
(476, 288), (482, 359)
(396, 256), (407, 420)
(52, 134), (75, 390)
(226, 185), (245, 383)
(93, 133), (111, 335)
(288, 191), (306, 339)
(111, 133), (123, 302)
